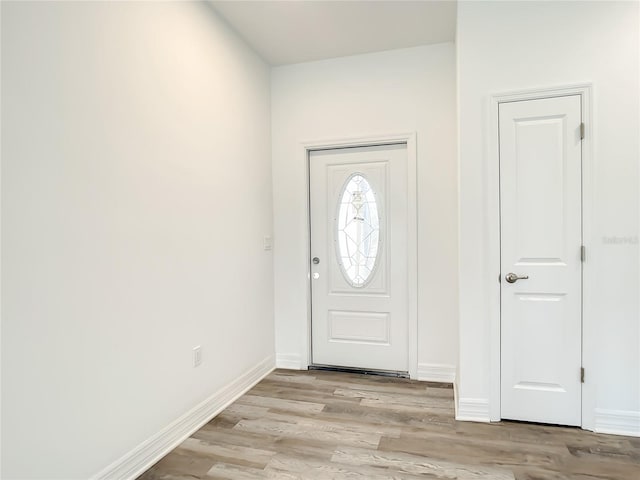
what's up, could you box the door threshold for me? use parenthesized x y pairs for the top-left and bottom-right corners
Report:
(501, 419), (582, 429)
(309, 364), (409, 378)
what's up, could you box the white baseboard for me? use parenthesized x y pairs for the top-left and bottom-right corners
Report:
(417, 363), (456, 383)
(453, 380), (459, 419)
(276, 353), (304, 370)
(594, 408), (640, 437)
(456, 397), (491, 423)
(91, 355), (275, 480)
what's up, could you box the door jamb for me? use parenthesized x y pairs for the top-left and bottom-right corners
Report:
(488, 84), (594, 429)
(301, 132), (418, 379)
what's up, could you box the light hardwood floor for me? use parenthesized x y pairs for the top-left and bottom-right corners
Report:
(138, 369), (640, 479)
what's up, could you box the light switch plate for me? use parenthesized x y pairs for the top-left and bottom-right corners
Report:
(193, 346), (202, 367)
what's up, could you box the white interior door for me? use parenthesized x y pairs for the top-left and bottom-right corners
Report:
(499, 95), (582, 426)
(310, 144), (408, 372)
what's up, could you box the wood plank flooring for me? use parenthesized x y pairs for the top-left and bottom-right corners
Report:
(138, 369), (639, 479)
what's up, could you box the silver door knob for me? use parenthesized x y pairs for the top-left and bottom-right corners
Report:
(312, 257), (320, 265)
(505, 272), (529, 283)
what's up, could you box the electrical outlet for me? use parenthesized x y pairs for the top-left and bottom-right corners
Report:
(193, 346), (202, 367)
(263, 235), (272, 251)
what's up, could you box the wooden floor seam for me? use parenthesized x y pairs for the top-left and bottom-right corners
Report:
(138, 369), (640, 480)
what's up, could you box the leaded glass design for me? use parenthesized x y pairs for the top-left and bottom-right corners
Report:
(336, 173), (381, 287)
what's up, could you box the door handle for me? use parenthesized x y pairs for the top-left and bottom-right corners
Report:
(505, 272), (529, 284)
(312, 257), (320, 265)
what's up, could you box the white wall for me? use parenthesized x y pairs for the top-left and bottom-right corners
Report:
(271, 44), (458, 378)
(1, 2), (274, 478)
(457, 0), (639, 431)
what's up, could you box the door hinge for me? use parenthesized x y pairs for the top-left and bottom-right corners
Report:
(580, 122), (585, 140)
(580, 245), (586, 262)
(581, 367), (585, 383)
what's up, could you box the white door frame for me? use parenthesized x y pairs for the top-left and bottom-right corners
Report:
(487, 83), (595, 429)
(300, 132), (418, 379)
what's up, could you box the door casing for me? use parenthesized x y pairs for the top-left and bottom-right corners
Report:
(301, 132), (419, 379)
(488, 84), (594, 430)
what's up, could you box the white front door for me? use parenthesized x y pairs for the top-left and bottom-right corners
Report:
(309, 144), (408, 372)
(499, 95), (583, 426)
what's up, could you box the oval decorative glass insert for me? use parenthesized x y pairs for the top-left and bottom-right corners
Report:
(336, 173), (381, 287)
